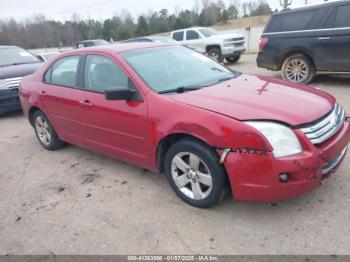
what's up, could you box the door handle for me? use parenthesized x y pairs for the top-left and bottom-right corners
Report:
(79, 100), (93, 107)
(318, 37), (330, 40)
(40, 90), (47, 96)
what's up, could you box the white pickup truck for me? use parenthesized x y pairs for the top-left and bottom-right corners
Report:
(171, 27), (245, 63)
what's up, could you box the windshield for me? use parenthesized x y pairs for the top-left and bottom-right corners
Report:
(121, 46), (239, 93)
(198, 28), (218, 37)
(0, 47), (40, 67)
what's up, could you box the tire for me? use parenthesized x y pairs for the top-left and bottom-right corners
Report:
(207, 47), (224, 63)
(281, 54), (315, 84)
(164, 138), (227, 208)
(32, 110), (64, 150)
(226, 54), (241, 64)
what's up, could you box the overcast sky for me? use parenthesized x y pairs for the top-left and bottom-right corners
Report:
(0, 0), (333, 21)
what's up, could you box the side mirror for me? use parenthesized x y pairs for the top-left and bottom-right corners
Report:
(105, 87), (135, 101)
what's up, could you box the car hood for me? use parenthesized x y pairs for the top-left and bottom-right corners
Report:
(208, 33), (244, 40)
(171, 74), (335, 126)
(0, 63), (41, 79)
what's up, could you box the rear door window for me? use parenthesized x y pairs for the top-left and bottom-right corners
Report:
(49, 56), (80, 87)
(172, 31), (184, 41)
(267, 10), (317, 32)
(334, 5), (350, 28)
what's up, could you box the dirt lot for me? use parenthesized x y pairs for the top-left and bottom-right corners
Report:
(0, 54), (349, 255)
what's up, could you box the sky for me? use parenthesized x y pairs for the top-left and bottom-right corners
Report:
(0, 0), (335, 21)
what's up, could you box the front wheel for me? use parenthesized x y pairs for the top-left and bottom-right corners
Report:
(226, 54), (241, 64)
(207, 48), (224, 63)
(164, 139), (227, 208)
(281, 54), (315, 84)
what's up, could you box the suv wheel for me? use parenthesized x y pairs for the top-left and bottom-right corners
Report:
(33, 110), (65, 150)
(208, 47), (224, 63)
(164, 139), (226, 208)
(226, 54), (241, 64)
(281, 54), (315, 84)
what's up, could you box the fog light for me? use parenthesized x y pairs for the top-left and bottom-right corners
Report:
(279, 173), (289, 183)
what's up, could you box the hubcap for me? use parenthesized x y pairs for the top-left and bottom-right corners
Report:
(285, 59), (309, 82)
(171, 152), (213, 200)
(35, 116), (51, 146)
(209, 52), (219, 62)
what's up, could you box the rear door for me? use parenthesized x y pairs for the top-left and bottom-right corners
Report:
(40, 55), (86, 145)
(183, 30), (205, 49)
(312, 3), (350, 71)
(78, 53), (150, 167)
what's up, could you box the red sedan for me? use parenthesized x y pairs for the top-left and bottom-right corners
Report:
(19, 43), (350, 208)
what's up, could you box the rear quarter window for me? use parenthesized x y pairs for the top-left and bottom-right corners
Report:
(266, 10), (317, 32)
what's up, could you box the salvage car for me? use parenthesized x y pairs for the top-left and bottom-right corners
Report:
(0, 45), (41, 115)
(20, 43), (350, 208)
(257, 1), (350, 83)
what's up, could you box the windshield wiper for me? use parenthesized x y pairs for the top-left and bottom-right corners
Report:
(212, 76), (235, 84)
(158, 86), (203, 94)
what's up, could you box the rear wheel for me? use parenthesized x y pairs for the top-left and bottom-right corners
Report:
(207, 47), (224, 63)
(226, 54), (241, 64)
(281, 54), (315, 84)
(33, 110), (64, 150)
(164, 139), (226, 208)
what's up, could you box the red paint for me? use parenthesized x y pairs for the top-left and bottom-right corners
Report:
(20, 43), (350, 202)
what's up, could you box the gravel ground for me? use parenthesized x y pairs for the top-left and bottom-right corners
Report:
(0, 54), (349, 255)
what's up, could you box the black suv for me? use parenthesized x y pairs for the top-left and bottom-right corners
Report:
(257, 0), (350, 83)
(0, 46), (41, 115)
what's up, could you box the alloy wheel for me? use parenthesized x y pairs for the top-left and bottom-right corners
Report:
(35, 116), (52, 146)
(171, 152), (213, 200)
(284, 58), (309, 82)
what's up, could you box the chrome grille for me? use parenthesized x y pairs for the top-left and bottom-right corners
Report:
(300, 103), (346, 145)
(4, 77), (22, 89)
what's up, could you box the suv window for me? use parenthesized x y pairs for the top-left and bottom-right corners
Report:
(334, 5), (350, 28)
(49, 56), (79, 87)
(186, 30), (200, 40)
(172, 31), (184, 41)
(84, 55), (128, 93)
(267, 10), (317, 32)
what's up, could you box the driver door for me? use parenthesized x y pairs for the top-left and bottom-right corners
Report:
(79, 54), (150, 166)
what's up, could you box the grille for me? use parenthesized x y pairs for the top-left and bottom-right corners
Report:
(300, 103), (346, 145)
(230, 37), (244, 42)
(4, 77), (22, 89)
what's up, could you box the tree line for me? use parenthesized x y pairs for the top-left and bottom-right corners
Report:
(0, 0), (273, 49)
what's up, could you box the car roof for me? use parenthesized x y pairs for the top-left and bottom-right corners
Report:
(273, 0), (347, 16)
(172, 27), (208, 32)
(78, 39), (106, 43)
(62, 42), (173, 55)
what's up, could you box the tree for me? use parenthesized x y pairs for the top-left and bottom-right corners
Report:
(136, 16), (148, 36)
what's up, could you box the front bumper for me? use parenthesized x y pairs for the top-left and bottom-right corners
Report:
(223, 118), (350, 202)
(0, 89), (21, 114)
(221, 45), (246, 57)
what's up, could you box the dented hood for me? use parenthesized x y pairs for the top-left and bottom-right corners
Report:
(171, 74), (335, 126)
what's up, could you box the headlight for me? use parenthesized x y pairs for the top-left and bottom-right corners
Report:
(0, 79), (7, 90)
(245, 121), (302, 157)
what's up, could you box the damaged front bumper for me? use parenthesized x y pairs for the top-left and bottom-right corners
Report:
(219, 119), (350, 202)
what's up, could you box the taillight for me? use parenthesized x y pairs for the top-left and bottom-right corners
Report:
(259, 38), (269, 52)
